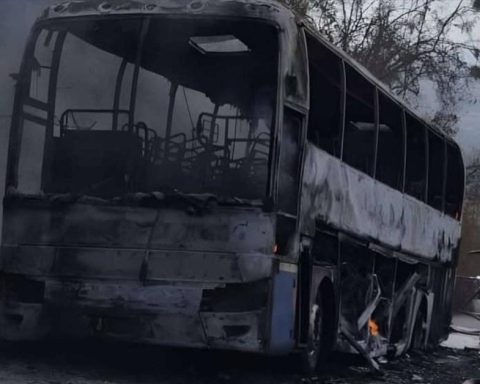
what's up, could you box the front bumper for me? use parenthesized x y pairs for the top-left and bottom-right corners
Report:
(0, 203), (280, 351)
(0, 277), (268, 352)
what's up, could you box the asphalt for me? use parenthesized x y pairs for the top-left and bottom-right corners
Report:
(0, 314), (476, 384)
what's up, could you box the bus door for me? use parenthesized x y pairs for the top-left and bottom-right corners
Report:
(269, 106), (306, 353)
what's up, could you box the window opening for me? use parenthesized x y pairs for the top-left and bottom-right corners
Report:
(445, 143), (464, 219)
(427, 131), (445, 211)
(405, 115), (427, 201)
(376, 93), (405, 189)
(342, 65), (376, 175)
(306, 35), (343, 157)
(15, 18), (278, 201)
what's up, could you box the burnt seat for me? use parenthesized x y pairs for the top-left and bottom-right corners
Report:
(47, 130), (142, 196)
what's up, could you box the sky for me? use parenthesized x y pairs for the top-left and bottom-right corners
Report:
(455, 82), (480, 163)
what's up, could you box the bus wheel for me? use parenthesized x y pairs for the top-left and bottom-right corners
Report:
(301, 290), (327, 374)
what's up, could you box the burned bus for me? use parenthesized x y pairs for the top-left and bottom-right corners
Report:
(0, 0), (464, 372)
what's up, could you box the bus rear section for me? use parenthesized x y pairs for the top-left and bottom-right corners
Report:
(0, 8), (300, 353)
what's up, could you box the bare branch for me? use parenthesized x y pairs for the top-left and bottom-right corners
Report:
(307, 0), (480, 135)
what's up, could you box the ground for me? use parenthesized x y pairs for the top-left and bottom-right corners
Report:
(0, 315), (476, 384)
(0, 338), (476, 384)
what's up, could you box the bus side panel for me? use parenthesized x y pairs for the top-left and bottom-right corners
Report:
(300, 144), (461, 262)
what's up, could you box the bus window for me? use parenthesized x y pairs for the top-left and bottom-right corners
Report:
(49, 19), (141, 194)
(405, 115), (427, 201)
(17, 120), (46, 194)
(36, 18), (277, 199)
(376, 93), (404, 190)
(427, 131), (445, 211)
(29, 29), (58, 103)
(17, 28), (61, 194)
(343, 65), (376, 175)
(445, 144), (464, 219)
(55, 20), (140, 134)
(306, 35), (343, 157)
(134, 19), (277, 200)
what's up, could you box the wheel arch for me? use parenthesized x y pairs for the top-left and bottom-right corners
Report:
(311, 271), (338, 352)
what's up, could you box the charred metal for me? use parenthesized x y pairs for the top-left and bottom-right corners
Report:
(0, 0), (465, 372)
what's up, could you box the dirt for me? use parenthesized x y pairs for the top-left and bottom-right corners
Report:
(0, 339), (476, 384)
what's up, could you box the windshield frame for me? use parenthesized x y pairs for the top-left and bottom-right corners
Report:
(7, 14), (283, 204)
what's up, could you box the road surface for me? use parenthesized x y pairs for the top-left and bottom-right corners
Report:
(0, 338), (476, 384)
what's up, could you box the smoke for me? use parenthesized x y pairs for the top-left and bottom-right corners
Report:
(0, 0), (55, 236)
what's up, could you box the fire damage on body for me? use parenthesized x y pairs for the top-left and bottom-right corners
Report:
(0, 0), (465, 372)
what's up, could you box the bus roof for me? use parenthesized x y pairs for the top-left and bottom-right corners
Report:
(39, 0), (294, 25)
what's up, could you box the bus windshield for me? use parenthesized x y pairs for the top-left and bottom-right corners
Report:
(17, 17), (278, 201)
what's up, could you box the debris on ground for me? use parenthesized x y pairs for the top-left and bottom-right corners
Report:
(0, 339), (477, 384)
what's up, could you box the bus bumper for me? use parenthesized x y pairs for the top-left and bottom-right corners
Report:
(0, 302), (266, 352)
(0, 278), (269, 352)
(0, 238), (299, 354)
(0, 277), (269, 353)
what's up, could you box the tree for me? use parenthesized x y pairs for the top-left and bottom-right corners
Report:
(282, 0), (479, 135)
